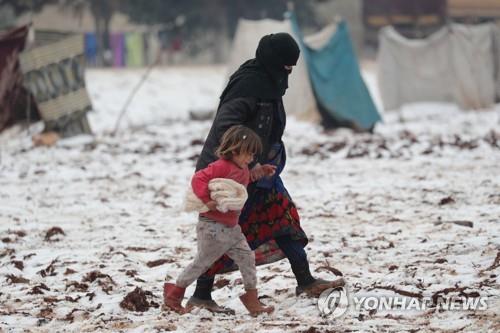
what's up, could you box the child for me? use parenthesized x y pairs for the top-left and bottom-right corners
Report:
(163, 125), (275, 316)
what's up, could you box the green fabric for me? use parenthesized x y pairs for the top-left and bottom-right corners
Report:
(125, 32), (144, 67)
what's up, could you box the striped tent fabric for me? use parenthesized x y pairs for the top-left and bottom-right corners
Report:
(19, 33), (92, 136)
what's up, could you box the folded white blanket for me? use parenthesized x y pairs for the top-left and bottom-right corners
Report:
(184, 178), (248, 213)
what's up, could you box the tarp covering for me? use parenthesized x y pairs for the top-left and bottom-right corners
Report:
(290, 13), (381, 130)
(19, 33), (92, 136)
(145, 32), (160, 66)
(378, 23), (497, 110)
(110, 33), (125, 67)
(84, 32), (97, 66)
(450, 24), (496, 109)
(125, 32), (144, 67)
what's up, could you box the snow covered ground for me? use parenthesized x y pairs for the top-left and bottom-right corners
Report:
(1, 65), (499, 332)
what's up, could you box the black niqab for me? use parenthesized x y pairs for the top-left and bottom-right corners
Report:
(220, 32), (300, 103)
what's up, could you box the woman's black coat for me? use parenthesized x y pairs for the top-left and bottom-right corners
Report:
(196, 32), (299, 171)
(195, 97), (286, 171)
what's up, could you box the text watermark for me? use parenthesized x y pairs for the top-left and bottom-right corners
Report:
(318, 287), (489, 318)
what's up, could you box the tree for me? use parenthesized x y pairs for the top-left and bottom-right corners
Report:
(123, 0), (319, 37)
(0, 0), (55, 28)
(0, 0), (54, 16)
(121, 0), (320, 61)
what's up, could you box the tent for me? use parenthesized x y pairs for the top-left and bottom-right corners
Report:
(378, 23), (499, 111)
(0, 25), (92, 137)
(289, 13), (381, 130)
(226, 14), (381, 131)
(0, 25), (39, 132)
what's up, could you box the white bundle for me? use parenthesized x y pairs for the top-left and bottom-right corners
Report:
(184, 178), (248, 213)
(208, 178), (248, 213)
(184, 188), (210, 213)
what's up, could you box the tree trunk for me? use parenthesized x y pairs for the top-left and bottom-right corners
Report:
(90, 0), (114, 67)
(213, 0), (230, 63)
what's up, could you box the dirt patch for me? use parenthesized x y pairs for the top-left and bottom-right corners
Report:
(368, 284), (423, 299)
(438, 196), (455, 205)
(431, 286), (480, 305)
(83, 270), (116, 294)
(6, 274), (30, 284)
(38, 260), (57, 277)
(315, 260), (343, 276)
(434, 220), (474, 228)
(83, 270), (115, 284)
(120, 287), (159, 312)
(66, 281), (89, 292)
(11, 260), (24, 270)
(480, 251), (500, 274)
(146, 258), (175, 268)
(9, 230), (27, 238)
(29, 283), (50, 295)
(0, 248), (15, 258)
(44, 227), (65, 241)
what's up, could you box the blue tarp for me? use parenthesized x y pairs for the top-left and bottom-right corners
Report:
(289, 13), (381, 130)
(84, 33), (97, 66)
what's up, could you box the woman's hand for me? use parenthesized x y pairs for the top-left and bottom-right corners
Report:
(250, 163), (277, 182)
(205, 200), (218, 211)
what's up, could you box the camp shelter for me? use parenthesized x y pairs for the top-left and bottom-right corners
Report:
(0, 25), (93, 137)
(378, 23), (499, 110)
(226, 14), (381, 131)
(289, 12), (381, 130)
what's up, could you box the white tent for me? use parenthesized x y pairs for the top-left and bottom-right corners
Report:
(378, 23), (498, 111)
(226, 18), (319, 122)
(450, 24), (496, 109)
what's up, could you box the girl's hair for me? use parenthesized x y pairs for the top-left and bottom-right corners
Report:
(215, 125), (262, 160)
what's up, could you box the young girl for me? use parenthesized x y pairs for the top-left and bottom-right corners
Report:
(163, 125), (275, 316)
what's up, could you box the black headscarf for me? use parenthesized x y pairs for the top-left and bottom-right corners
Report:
(220, 32), (300, 103)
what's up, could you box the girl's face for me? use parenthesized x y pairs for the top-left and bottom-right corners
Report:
(232, 152), (254, 168)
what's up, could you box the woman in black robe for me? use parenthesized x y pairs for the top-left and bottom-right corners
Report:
(185, 32), (344, 313)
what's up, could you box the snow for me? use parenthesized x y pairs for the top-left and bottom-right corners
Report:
(1, 65), (499, 332)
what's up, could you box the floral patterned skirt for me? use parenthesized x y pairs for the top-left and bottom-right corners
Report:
(203, 177), (308, 276)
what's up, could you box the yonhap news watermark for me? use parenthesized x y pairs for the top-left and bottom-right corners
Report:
(318, 286), (489, 318)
